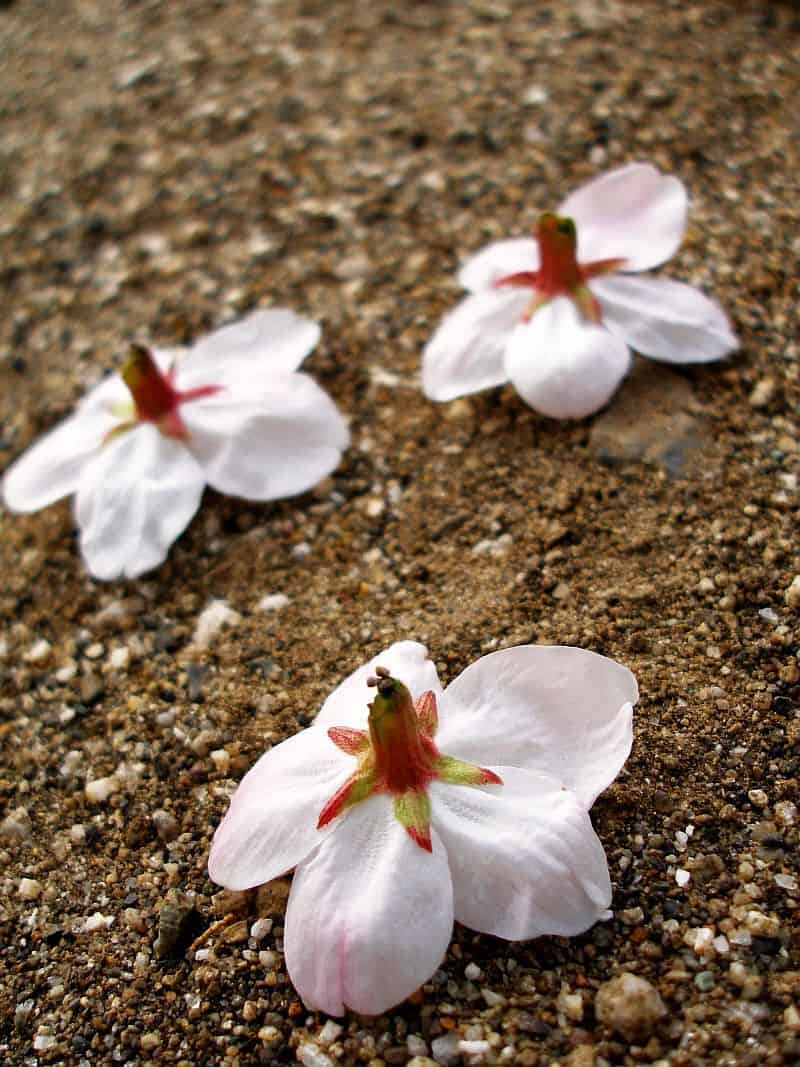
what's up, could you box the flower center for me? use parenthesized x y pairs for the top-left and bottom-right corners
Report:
(495, 213), (625, 324)
(117, 344), (223, 440)
(317, 667), (502, 852)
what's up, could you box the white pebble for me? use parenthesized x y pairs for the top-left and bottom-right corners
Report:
(465, 962), (483, 981)
(775, 801), (798, 827)
(210, 749), (230, 774)
(55, 661), (78, 683)
(81, 911), (114, 932)
(675, 868), (691, 887)
(257, 593), (290, 613)
(459, 1040), (491, 1055)
(250, 918), (273, 941)
(318, 1020), (343, 1045)
(18, 877), (43, 900)
(775, 873), (798, 893)
(109, 646), (130, 670)
(84, 641), (104, 659)
(85, 776), (118, 803)
(192, 599), (241, 649)
(481, 987), (506, 1007)
(431, 1033), (461, 1066)
(785, 575), (800, 609)
(297, 1043), (334, 1067)
(24, 638), (51, 664)
(291, 542), (312, 560)
(407, 1034), (428, 1056)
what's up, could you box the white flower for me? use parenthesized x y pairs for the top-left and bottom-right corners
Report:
(423, 162), (738, 419)
(2, 310), (349, 580)
(208, 640), (637, 1017)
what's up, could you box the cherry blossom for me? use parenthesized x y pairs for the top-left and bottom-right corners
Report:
(423, 163), (738, 419)
(2, 310), (349, 579)
(208, 640), (638, 1016)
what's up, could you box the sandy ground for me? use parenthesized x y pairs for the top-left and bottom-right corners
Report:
(1, 1), (799, 1064)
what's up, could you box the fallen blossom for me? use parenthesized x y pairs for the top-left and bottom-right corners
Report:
(209, 640), (637, 1016)
(2, 310), (349, 579)
(423, 162), (738, 418)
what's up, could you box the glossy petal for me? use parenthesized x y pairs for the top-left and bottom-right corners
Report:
(430, 766), (611, 940)
(208, 727), (351, 890)
(435, 645), (637, 809)
(314, 641), (443, 731)
(560, 163), (687, 272)
(2, 376), (128, 513)
(284, 795), (453, 1016)
(181, 372), (348, 501)
(74, 423), (205, 580)
(458, 238), (539, 292)
(422, 289), (528, 401)
(177, 309), (321, 389)
(593, 275), (738, 363)
(504, 297), (630, 419)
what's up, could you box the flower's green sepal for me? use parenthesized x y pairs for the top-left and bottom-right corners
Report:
(393, 790), (432, 852)
(436, 756), (502, 787)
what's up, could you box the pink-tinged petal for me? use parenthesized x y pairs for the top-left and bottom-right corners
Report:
(436, 645), (637, 809)
(592, 275), (738, 363)
(209, 727), (352, 890)
(504, 297), (630, 419)
(458, 238), (539, 292)
(314, 641), (443, 731)
(559, 163), (687, 272)
(74, 423), (205, 580)
(422, 289), (528, 402)
(285, 795), (453, 1016)
(430, 766), (611, 940)
(181, 372), (348, 501)
(176, 309), (321, 389)
(2, 375), (129, 513)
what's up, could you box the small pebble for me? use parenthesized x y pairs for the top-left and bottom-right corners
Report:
(465, 962), (483, 981)
(250, 917), (273, 941)
(18, 877), (42, 900)
(431, 1032), (461, 1066)
(1, 807), (32, 844)
(192, 599), (241, 649)
(297, 1043), (334, 1067)
(85, 776), (118, 804)
(675, 868), (691, 887)
(257, 593), (290, 612)
(785, 575), (800, 609)
(152, 809), (180, 843)
(595, 973), (667, 1041)
(694, 971), (715, 992)
(24, 638), (51, 663)
(109, 646), (130, 669)
(318, 1020), (343, 1045)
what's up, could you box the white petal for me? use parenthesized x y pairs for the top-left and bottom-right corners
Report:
(74, 423), (205, 580)
(314, 641), (443, 731)
(430, 766), (611, 940)
(208, 727), (352, 891)
(436, 645), (637, 809)
(458, 238), (539, 292)
(593, 275), (738, 363)
(505, 298), (630, 419)
(2, 375), (129, 513)
(559, 163), (687, 272)
(181, 372), (348, 501)
(285, 795), (453, 1016)
(176, 309), (321, 389)
(422, 289), (528, 401)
